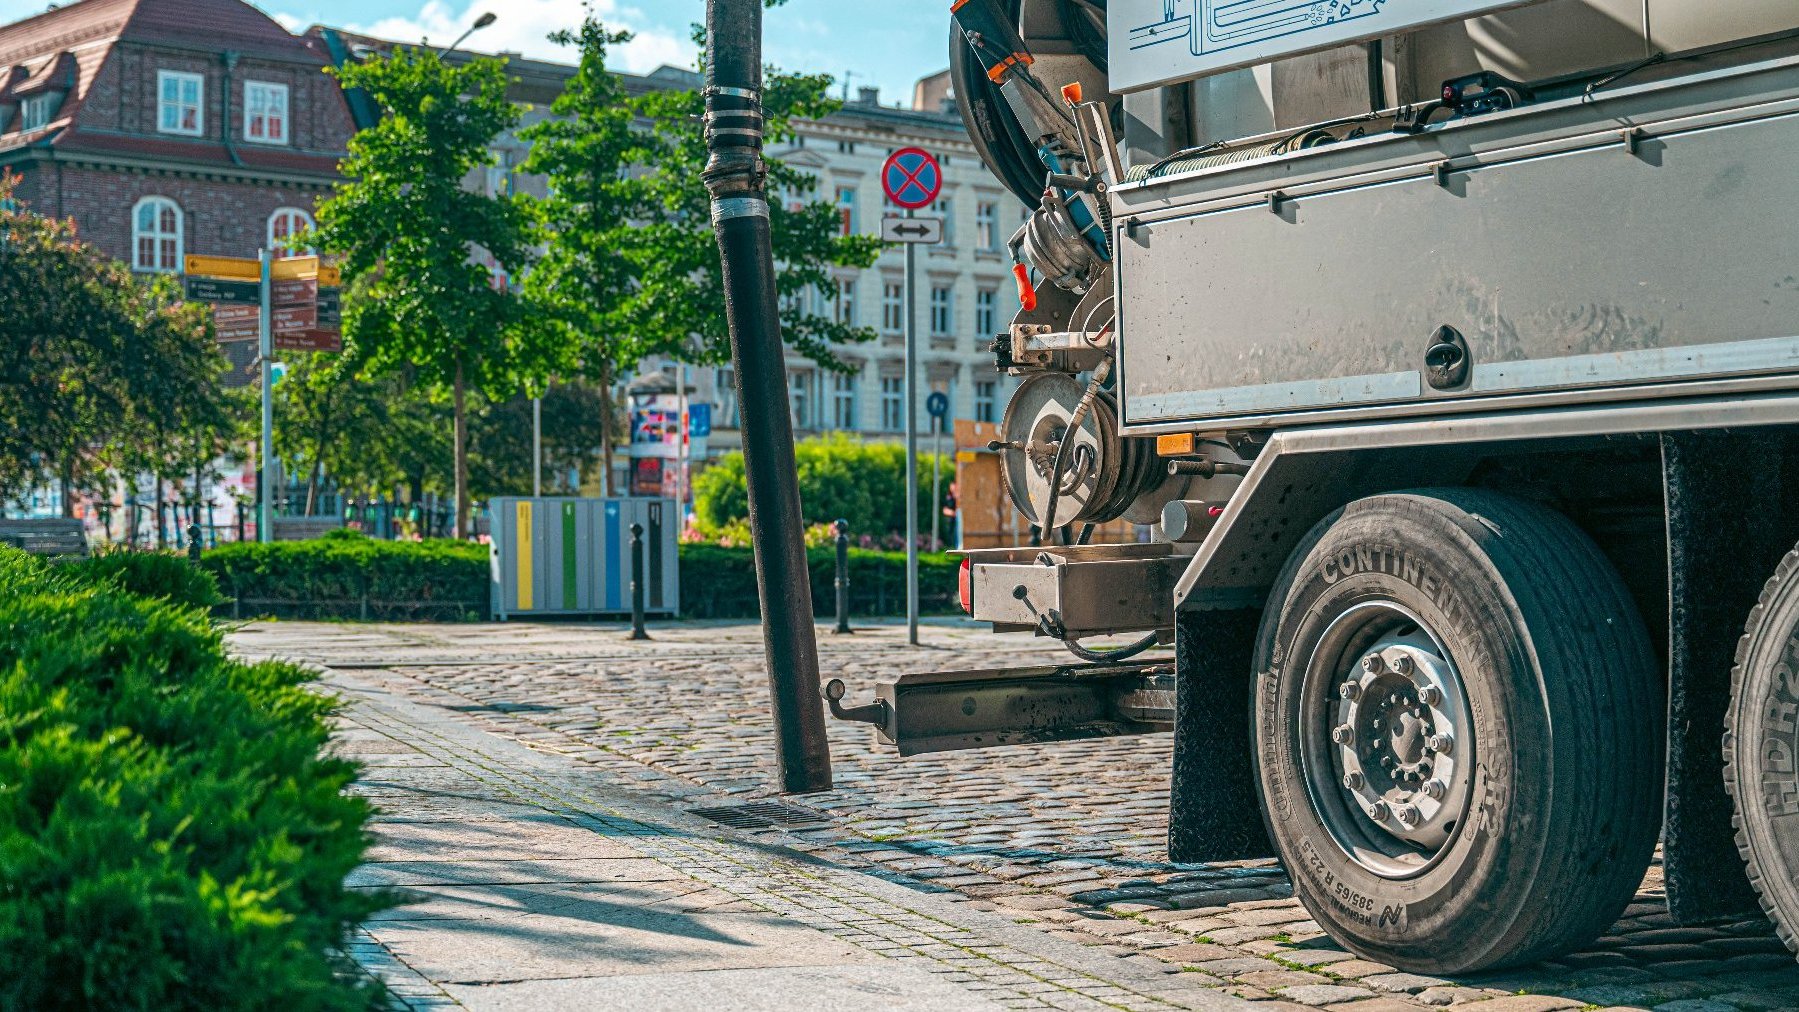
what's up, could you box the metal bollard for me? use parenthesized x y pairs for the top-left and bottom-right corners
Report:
(628, 522), (650, 641)
(833, 519), (852, 635)
(185, 523), (202, 563)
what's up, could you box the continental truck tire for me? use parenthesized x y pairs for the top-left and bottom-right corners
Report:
(1251, 489), (1662, 973)
(1725, 545), (1799, 960)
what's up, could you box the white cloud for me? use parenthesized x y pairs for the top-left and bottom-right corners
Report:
(291, 0), (697, 75)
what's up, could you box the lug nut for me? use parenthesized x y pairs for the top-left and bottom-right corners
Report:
(1392, 654), (1415, 676)
(1343, 771), (1364, 790)
(1339, 682), (1362, 702)
(1423, 779), (1446, 799)
(1361, 654), (1384, 675)
(1419, 685), (1443, 706)
(1396, 804), (1420, 827)
(1427, 732), (1454, 752)
(1368, 801), (1390, 821)
(1331, 725), (1356, 746)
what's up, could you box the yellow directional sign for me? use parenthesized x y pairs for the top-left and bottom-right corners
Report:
(318, 265), (341, 286)
(184, 254), (260, 281)
(271, 255), (320, 281)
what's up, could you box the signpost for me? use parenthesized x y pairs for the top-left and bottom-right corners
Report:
(927, 390), (949, 552)
(880, 145), (943, 646)
(184, 252), (342, 542)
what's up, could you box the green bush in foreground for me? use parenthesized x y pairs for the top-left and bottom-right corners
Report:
(0, 546), (388, 1009)
(60, 547), (225, 611)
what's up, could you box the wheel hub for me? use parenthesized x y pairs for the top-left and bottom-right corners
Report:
(1326, 630), (1474, 869)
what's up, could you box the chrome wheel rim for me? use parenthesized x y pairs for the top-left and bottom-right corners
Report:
(1300, 601), (1475, 879)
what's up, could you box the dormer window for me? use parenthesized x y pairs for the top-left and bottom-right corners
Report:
(19, 92), (56, 131)
(245, 81), (288, 144)
(157, 70), (202, 136)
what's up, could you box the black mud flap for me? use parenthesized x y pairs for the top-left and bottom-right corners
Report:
(1169, 607), (1276, 862)
(1661, 431), (1799, 923)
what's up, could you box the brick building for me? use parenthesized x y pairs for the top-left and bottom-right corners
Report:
(0, 0), (355, 382)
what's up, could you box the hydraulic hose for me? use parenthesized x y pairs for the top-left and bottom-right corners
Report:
(1062, 630), (1161, 664)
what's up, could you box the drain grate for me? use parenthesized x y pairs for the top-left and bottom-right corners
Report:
(688, 801), (830, 831)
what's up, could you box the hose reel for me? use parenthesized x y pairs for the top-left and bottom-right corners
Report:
(998, 373), (1163, 527)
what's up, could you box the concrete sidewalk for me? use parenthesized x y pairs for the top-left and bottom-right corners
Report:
(329, 664), (1251, 1011)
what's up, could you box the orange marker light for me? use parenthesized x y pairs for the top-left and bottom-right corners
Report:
(1156, 433), (1197, 457)
(1012, 263), (1037, 312)
(1061, 82), (1083, 105)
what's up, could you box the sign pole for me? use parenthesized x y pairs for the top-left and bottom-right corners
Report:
(931, 416), (943, 552)
(258, 248), (273, 543)
(880, 144), (940, 649)
(904, 206), (919, 646)
(532, 395), (542, 496)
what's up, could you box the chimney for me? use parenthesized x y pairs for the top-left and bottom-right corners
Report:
(857, 85), (879, 105)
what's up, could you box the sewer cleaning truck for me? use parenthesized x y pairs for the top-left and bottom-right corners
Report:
(811, 0), (1799, 974)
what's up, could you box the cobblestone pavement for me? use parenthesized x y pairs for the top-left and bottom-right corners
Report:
(235, 620), (1799, 1012)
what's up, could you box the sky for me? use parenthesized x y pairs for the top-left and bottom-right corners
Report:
(0, 0), (953, 108)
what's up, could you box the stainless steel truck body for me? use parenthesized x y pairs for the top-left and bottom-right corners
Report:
(823, 0), (1799, 975)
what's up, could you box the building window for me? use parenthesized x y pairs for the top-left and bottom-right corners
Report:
(836, 278), (857, 325)
(837, 140), (856, 154)
(882, 282), (903, 332)
(132, 196), (182, 273)
(936, 196), (954, 246)
(831, 371), (858, 430)
(789, 369), (812, 429)
(715, 368), (739, 428)
(975, 380), (997, 423)
(835, 186), (857, 235)
(244, 81), (288, 144)
(157, 70), (203, 136)
(19, 93), (55, 131)
(268, 207), (315, 251)
(930, 285), (953, 336)
(881, 376), (904, 431)
(975, 287), (997, 336)
(976, 201), (999, 251)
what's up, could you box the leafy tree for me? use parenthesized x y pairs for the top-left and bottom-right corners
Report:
(468, 382), (614, 498)
(273, 353), (451, 512)
(0, 174), (223, 522)
(314, 49), (548, 537)
(620, 59), (882, 370)
(515, 18), (652, 494)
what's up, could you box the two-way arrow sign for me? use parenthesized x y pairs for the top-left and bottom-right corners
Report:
(880, 215), (943, 244)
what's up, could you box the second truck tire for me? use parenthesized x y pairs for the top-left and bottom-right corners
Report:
(1252, 489), (1663, 973)
(1725, 543), (1799, 961)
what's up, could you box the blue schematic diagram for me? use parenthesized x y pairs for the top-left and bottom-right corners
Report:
(1129, 0), (1388, 55)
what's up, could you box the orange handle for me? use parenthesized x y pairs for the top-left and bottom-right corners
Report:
(1012, 263), (1037, 312)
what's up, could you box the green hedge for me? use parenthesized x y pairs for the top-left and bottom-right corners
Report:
(199, 532), (959, 621)
(679, 543), (961, 619)
(203, 534), (490, 621)
(0, 546), (388, 1008)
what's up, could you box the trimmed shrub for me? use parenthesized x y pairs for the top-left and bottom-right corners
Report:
(693, 433), (953, 543)
(0, 546), (388, 1008)
(60, 548), (224, 611)
(202, 532), (490, 621)
(200, 534), (955, 621)
(679, 542), (961, 619)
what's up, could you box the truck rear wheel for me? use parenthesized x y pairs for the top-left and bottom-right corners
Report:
(1251, 489), (1661, 973)
(1725, 545), (1799, 960)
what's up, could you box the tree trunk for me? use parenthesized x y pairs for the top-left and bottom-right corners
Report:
(305, 459), (323, 516)
(60, 455), (76, 519)
(453, 361), (469, 538)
